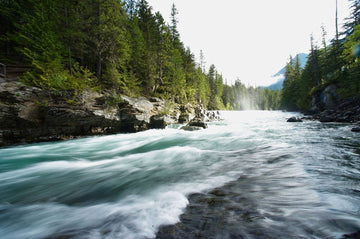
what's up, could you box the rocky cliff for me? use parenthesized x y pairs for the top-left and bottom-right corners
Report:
(0, 80), (207, 147)
(309, 84), (360, 123)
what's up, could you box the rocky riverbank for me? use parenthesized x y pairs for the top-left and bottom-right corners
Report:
(306, 84), (360, 124)
(0, 80), (212, 147)
(309, 97), (360, 124)
(305, 97), (360, 132)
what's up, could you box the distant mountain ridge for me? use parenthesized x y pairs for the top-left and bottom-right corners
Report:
(266, 53), (308, 90)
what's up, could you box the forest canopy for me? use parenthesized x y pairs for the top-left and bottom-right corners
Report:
(281, 0), (360, 111)
(0, 0), (287, 111)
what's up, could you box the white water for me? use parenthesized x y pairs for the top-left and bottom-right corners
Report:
(0, 111), (359, 238)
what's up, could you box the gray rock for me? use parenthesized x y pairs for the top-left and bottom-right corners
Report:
(206, 111), (221, 121)
(351, 127), (360, 132)
(178, 113), (190, 124)
(149, 115), (167, 129)
(320, 85), (338, 108)
(320, 116), (334, 123)
(180, 126), (203, 131)
(0, 80), (209, 146)
(188, 120), (208, 129)
(287, 117), (303, 122)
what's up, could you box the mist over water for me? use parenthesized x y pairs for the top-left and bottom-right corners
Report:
(0, 111), (359, 239)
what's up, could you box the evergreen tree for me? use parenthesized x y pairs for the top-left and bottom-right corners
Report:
(0, 0), (306, 111)
(0, 0), (32, 62)
(170, 3), (180, 44)
(281, 56), (302, 110)
(343, 0), (360, 37)
(14, 0), (67, 89)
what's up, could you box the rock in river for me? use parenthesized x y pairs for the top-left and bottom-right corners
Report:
(287, 117), (303, 122)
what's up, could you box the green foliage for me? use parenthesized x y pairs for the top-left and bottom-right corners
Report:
(1, 0), (285, 111)
(281, 56), (304, 110)
(107, 91), (125, 107)
(21, 52), (93, 91)
(159, 100), (176, 116)
(220, 79), (281, 111)
(281, 4), (360, 111)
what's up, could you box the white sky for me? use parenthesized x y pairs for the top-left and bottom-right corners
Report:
(146, 0), (351, 86)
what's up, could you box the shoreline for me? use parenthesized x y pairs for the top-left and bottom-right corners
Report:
(0, 79), (216, 148)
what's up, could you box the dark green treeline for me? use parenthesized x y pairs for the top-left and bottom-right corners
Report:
(281, 0), (360, 111)
(0, 0), (280, 110)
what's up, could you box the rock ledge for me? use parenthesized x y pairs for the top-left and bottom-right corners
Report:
(0, 81), (206, 146)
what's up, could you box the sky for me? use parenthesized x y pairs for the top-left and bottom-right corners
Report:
(146, 0), (351, 86)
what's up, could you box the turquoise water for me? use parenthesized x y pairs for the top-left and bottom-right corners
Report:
(0, 111), (359, 238)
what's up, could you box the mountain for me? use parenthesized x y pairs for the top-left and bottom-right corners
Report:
(266, 53), (308, 90)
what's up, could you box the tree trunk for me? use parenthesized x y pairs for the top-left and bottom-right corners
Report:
(97, 52), (102, 80)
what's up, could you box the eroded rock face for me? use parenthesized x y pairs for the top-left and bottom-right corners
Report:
(308, 85), (360, 126)
(0, 81), (207, 146)
(310, 98), (360, 123)
(0, 81), (128, 146)
(320, 85), (338, 108)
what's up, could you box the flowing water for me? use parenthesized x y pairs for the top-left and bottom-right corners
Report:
(0, 111), (359, 239)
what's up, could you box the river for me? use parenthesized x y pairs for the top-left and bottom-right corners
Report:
(0, 111), (359, 239)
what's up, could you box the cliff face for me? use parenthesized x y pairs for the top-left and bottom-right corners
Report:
(0, 80), (205, 147)
(309, 84), (360, 123)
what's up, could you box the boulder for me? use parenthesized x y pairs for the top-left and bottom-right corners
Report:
(319, 116), (334, 123)
(178, 113), (190, 124)
(188, 119), (208, 129)
(351, 127), (360, 132)
(178, 103), (196, 123)
(180, 117), (208, 131)
(180, 125), (203, 131)
(320, 85), (338, 108)
(311, 84), (338, 112)
(149, 115), (167, 129)
(287, 117), (303, 122)
(206, 111), (221, 121)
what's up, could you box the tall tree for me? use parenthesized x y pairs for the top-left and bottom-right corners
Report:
(13, 0), (66, 88)
(281, 56), (303, 110)
(170, 3), (180, 44)
(199, 50), (206, 73)
(343, 0), (360, 36)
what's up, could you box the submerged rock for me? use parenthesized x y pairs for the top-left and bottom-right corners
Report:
(351, 127), (360, 132)
(188, 119), (208, 129)
(180, 125), (204, 131)
(180, 117), (208, 131)
(287, 117), (303, 122)
(319, 116), (334, 123)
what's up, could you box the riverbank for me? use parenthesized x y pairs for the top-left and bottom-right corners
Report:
(0, 79), (214, 147)
(308, 97), (360, 124)
(299, 97), (360, 132)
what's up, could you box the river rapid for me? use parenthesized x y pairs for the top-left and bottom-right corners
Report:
(0, 111), (359, 239)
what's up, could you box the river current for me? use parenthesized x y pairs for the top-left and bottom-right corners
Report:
(0, 111), (359, 239)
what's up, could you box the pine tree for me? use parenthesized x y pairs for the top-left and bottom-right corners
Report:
(199, 50), (206, 73)
(13, 0), (67, 89)
(0, 0), (31, 62)
(170, 3), (180, 44)
(281, 56), (303, 110)
(343, 0), (360, 37)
